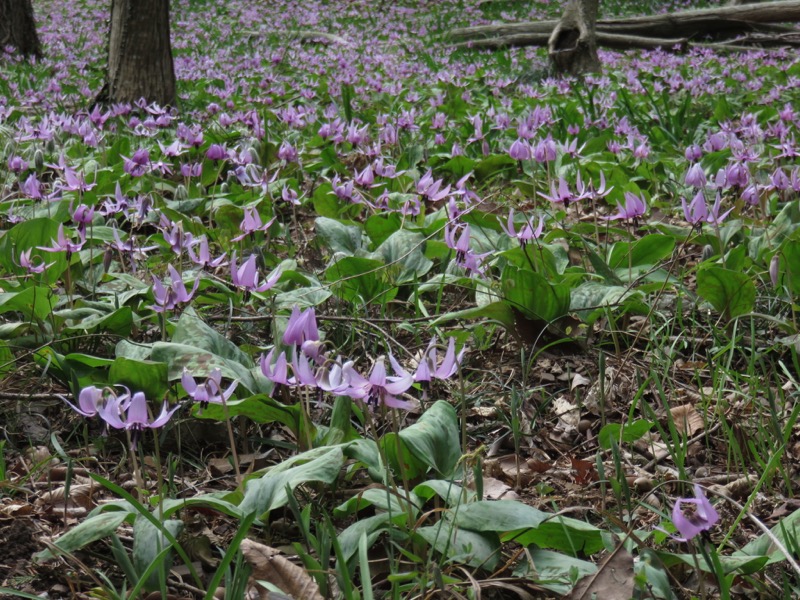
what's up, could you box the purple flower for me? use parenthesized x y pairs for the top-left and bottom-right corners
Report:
(181, 368), (237, 411)
(8, 155), (29, 173)
(705, 193), (733, 226)
(417, 169), (451, 203)
(605, 192), (647, 224)
(277, 141), (298, 162)
(38, 224), (86, 257)
(539, 177), (575, 207)
(231, 206), (276, 241)
(187, 236), (227, 269)
(682, 191), (708, 225)
(684, 163), (706, 188)
(151, 265), (199, 313)
(343, 355), (414, 410)
(205, 144), (228, 161)
(500, 209), (545, 247)
(61, 385), (106, 418)
(13, 248), (53, 274)
(260, 348), (291, 387)
(98, 389), (179, 447)
(671, 484), (719, 541)
(508, 138), (531, 161)
(231, 252), (282, 293)
(283, 305), (319, 347)
(414, 337), (466, 383)
(21, 174), (43, 199)
(123, 148), (150, 177)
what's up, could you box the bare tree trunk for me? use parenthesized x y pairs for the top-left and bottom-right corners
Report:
(102, 0), (176, 107)
(0, 0), (42, 59)
(548, 0), (601, 76)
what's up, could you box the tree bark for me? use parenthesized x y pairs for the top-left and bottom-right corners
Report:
(451, 0), (800, 42)
(0, 0), (42, 59)
(548, 0), (601, 75)
(102, 0), (176, 107)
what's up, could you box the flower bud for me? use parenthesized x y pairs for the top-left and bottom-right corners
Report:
(770, 254), (780, 288)
(220, 182), (230, 194)
(34, 149), (45, 170)
(174, 184), (188, 201)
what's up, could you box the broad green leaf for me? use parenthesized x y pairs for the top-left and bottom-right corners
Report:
(133, 516), (183, 591)
(315, 216), (364, 255)
(375, 229), (433, 284)
(738, 507), (800, 565)
(431, 301), (516, 329)
(0, 286), (57, 322)
(193, 395), (310, 438)
(512, 514), (605, 556)
(394, 400), (461, 477)
(34, 511), (129, 561)
(413, 480), (475, 507)
(172, 309), (253, 367)
(474, 154), (516, 181)
(334, 487), (420, 519)
(365, 213), (402, 247)
(501, 265), (571, 323)
(608, 234), (675, 269)
(0, 217), (68, 285)
(109, 357), (170, 401)
(337, 513), (392, 561)
(598, 420), (655, 450)
(416, 524), (500, 570)
(454, 501), (547, 533)
(239, 447), (344, 518)
(696, 266), (756, 320)
(518, 548), (598, 595)
(0, 341), (13, 376)
(325, 256), (397, 305)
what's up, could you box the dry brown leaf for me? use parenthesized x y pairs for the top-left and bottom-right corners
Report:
(37, 483), (96, 510)
(569, 546), (635, 600)
(670, 404), (704, 436)
(552, 396), (580, 429)
(240, 539), (324, 600)
(481, 476), (521, 500)
(571, 372), (591, 390)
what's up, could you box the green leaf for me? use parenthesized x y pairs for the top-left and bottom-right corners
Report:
(0, 217), (68, 284)
(598, 420), (655, 450)
(413, 480), (475, 507)
(325, 256), (397, 305)
(109, 357), (169, 401)
(315, 217), (364, 255)
(453, 500), (547, 532)
(738, 507), (800, 565)
(133, 515), (183, 591)
(172, 309), (253, 367)
(474, 154), (516, 181)
(0, 341), (14, 376)
(608, 234), (675, 269)
(337, 513), (391, 561)
(334, 487), (420, 519)
(194, 395), (310, 439)
(34, 511), (129, 561)
(520, 548), (598, 595)
(512, 514), (605, 556)
(416, 524), (500, 570)
(0, 286), (56, 322)
(239, 447), (344, 518)
(431, 301), (516, 329)
(696, 266), (756, 320)
(394, 400), (461, 477)
(501, 265), (571, 323)
(365, 213), (402, 247)
(375, 229), (433, 284)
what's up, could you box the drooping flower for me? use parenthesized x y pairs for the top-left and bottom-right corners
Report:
(230, 252), (282, 293)
(343, 355), (414, 410)
(414, 337), (466, 384)
(681, 191), (708, 225)
(181, 368), (237, 412)
(671, 484), (719, 541)
(231, 206), (276, 242)
(98, 389), (179, 447)
(61, 385), (107, 418)
(38, 224), (86, 258)
(605, 192), (647, 224)
(500, 209), (545, 247)
(283, 305), (319, 347)
(187, 235), (228, 269)
(151, 265), (199, 313)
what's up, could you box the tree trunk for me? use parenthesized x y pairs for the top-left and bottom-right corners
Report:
(0, 0), (42, 59)
(548, 0), (601, 76)
(103, 0), (176, 107)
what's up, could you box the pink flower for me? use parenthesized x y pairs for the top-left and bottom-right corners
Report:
(231, 252), (282, 293)
(670, 484), (719, 541)
(344, 355), (414, 410)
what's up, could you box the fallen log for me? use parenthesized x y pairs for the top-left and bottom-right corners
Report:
(454, 31), (689, 51)
(451, 0), (800, 41)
